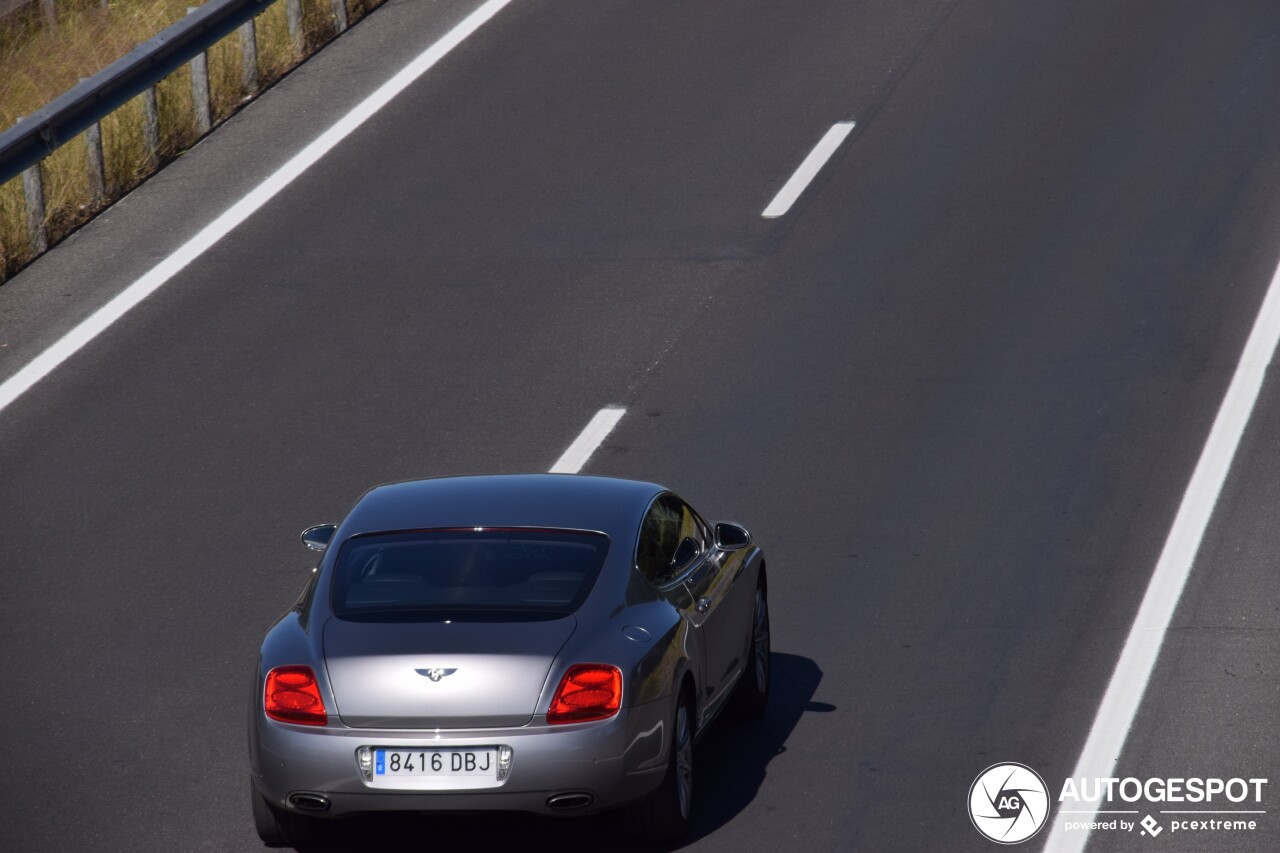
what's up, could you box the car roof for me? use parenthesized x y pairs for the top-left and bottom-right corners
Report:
(337, 474), (667, 543)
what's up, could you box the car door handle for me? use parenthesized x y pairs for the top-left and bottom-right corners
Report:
(696, 597), (712, 614)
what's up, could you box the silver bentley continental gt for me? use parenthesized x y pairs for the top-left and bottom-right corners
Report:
(249, 474), (770, 847)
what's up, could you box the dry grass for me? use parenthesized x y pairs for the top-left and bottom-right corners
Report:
(101, 92), (151, 193)
(41, 130), (91, 244)
(253, 0), (295, 85)
(0, 172), (30, 272)
(302, 0), (337, 52)
(0, 0), (375, 281)
(0, 1), (194, 134)
(207, 23), (246, 120)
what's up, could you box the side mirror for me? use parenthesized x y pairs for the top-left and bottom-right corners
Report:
(714, 522), (751, 551)
(300, 524), (338, 552)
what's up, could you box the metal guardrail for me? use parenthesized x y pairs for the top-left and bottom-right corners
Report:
(0, 0), (272, 186)
(0, 0), (361, 277)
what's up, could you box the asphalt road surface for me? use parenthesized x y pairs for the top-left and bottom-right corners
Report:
(3, 1), (1280, 850)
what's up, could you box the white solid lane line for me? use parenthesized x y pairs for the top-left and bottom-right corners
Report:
(761, 120), (856, 218)
(0, 0), (515, 418)
(549, 407), (626, 474)
(1043, 254), (1280, 853)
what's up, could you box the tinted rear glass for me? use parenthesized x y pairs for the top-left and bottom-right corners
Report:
(330, 529), (610, 622)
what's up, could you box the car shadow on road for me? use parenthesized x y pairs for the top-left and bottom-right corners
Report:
(684, 651), (829, 845)
(293, 651), (826, 852)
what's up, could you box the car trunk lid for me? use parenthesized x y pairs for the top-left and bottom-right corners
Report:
(322, 616), (577, 728)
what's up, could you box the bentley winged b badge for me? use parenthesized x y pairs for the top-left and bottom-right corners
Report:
(415, 667), (458, 682)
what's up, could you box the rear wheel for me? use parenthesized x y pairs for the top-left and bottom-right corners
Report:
(731, 582), (771, 719)
(251, 782), (317, 848)
(624, 692), (694, 843)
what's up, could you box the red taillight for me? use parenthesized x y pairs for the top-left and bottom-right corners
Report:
(264, 665), (327, 726)
(547, 664), (622, 724)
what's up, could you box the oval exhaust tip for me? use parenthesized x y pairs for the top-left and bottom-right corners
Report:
(288, 793), (331, 812)
(546, 792), (594, 810)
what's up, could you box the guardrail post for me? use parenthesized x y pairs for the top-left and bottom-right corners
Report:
(21, 161), (48, 255)
(141, 85), (160, 169)
(331, 0), (348, 34)
(286, 0), (303, 54)
(85, 120), (105, 204)
(77, 75), (107, 204)
(239, 18), (259, 94)
(188, 9), (212, 135)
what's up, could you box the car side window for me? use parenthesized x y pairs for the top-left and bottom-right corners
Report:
(636, 494), (705, 585)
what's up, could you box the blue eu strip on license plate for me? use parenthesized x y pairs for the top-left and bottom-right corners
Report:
(375, 751), (385, 775)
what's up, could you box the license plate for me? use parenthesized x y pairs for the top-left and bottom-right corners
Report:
(374, 749), (496, 778)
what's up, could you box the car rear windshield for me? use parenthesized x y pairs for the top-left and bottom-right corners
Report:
(330, 528), (610, 622)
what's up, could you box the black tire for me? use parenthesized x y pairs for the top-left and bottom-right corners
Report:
(251, 782), (317, 848)
(624, 691), (695, 843)
(730, 582), (770, 719)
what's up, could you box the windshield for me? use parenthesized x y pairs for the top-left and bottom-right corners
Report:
(330, 528), (610, 622)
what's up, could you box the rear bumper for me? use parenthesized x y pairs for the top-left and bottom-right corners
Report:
(250, 699), (670, 817)
(254, 782), (664, 818)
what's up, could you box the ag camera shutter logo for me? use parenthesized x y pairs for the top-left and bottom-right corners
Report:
(969, 763), (1050, 844)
